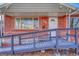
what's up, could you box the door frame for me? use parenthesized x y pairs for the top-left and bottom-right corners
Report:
(48, 17), (58, 36)
(48, 17), (58, 29)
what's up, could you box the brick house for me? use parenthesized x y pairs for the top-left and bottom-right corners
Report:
(0, 3), (79, 42)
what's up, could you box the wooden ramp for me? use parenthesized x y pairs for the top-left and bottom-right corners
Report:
(0, 28), (78, 55)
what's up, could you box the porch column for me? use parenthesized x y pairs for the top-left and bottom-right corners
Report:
(0, 15), (4, 36)
(67, 9), (71, 28)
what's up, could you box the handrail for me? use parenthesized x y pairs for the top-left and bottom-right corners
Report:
(0, 28), (78, 54)
(0, 28), (78, 38)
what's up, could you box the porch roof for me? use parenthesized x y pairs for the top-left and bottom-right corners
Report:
(0, 3), (79, 9)
(0, 3), (78, 16)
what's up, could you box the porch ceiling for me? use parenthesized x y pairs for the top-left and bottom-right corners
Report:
(0, 3), (75, 16)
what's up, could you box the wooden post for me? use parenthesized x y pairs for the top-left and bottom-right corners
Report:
(19, 35), (21, 45)
(49, 31), (51, 40)
(55, 30), (59, 55)
(11, 35), (15, 55)
(74, 28), (78, 55)
(33, 33), (36, 49)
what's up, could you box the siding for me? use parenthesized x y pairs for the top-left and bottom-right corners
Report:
(4, 15), (66, 35)
(4, 15), (49, 35)
(4, 15), (14, 35)
(58, 16), (67, 40)
(5, 15), (79, 42)
(58, 16), (66, 28)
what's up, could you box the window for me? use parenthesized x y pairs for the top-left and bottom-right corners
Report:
(75, 18), (79, 28)
(21, 18), (33, 29)
(34, 18), (39, 29)
(70, 17), (79, 28)
(70, 18), (74, 28)
(15, 18), (21, 29)
(15, 17), (39, 29)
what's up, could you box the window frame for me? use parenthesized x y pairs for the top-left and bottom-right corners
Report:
(14, 17), (39, 30)
(70, 17), (74, 28)
(33, 17), (39, 29)
(68, 17), (79, 28)
(14, 17), (21, 29)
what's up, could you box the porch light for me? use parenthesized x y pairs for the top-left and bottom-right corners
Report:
(59, 5), (63, 9)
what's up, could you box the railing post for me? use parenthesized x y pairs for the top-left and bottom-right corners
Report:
(74, 28), (78, 55)
(19, 35), (21, 45)
(11, 35), (15, 55)
(1, 37), (3, 47)
(55, 29), (59, 55)
(33, 33), (36, 49)
(66, 29), (69, 41)
(74, 28), (78, 45)
(49, 31), (51, 40)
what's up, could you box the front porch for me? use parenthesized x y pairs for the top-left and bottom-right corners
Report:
(0, 3), (79, 55)
(0, 28), (78, 55)
(0, 3), (71, 35)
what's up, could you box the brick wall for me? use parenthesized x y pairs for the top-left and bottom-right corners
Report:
(4, 15), (14, 35)
(58, 16), (66, 28)
(4, 15), (49, 35)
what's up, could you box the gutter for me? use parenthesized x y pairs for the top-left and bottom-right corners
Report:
(60, 3), (76, 10)
(61, 3), (79, 15)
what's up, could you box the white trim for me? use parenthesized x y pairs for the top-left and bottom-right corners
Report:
(0, 15), (2, 36)
(70, 9), (79, 15)
(48, 17), (58, 29)
(66, 13), (68, 28)
(68, 13), (71, 28)
(60, 3), (76, 10)
(48, 17), (58, 36)
(14, 17), (21, 29)
(0, 3), (9, 8)
(3, 4), (12, 15)
(15, 17), (40, 30)
(0, 15), (4, 36)
(33, 17), (39, 29)
(37, 17), (39, 29)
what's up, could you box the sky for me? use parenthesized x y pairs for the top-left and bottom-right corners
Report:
(68, 3), (79, 9)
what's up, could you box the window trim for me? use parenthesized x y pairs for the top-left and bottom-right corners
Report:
(69, 17), (79, 28)
(14, 17), (39, 30)
(14, 17), (21, 29)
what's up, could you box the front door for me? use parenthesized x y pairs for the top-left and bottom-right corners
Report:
(49, 17), (58, 36)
